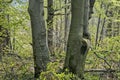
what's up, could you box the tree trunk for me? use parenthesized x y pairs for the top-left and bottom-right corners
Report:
(0, 26), (10, 61)
(89, 0), (95, 19)
(47, 0), (54, 54)
(64, 0), (90, 79)
(83, 0), (90, 39)
(99, 17), (106, 41)
(64, 0), (70, 52)
(99, 5), (109, 41)
(28, 0), (49, 78)
(95, 14), (101, 47)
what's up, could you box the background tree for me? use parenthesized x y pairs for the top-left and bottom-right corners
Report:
(28, 0), (49, 78)
(47, 0), (54, 54)
(0, 0), (12, 61)
(64, 0), (91, 79)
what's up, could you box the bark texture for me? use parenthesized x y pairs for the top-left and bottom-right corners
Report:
(47, 0), (54, 54)
(64, 0), (70, 52)
(83, 0), (90, 39)
(28, 0), (49, 78)
(89, 0), (95, 19)
(64, 0), (88, 79)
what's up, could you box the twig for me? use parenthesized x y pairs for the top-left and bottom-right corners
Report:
(85, 69), (120, 73)
(94, 52), (111, 68)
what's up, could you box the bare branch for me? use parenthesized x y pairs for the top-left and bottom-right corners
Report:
(85, 69), (120, 73)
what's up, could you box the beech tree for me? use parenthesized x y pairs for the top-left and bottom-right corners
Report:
(64, 0), (95, 79)
(28, 0), (49, 78)
(47, 0), (54, 54)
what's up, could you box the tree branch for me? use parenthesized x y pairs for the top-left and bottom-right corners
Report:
(85, 69), (120, 73)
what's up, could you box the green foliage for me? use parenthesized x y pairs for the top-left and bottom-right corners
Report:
(85, 36), (120, 79)
(84, 73), (100, 80)
(40, 62), (79, 80)
(0, 0), (33, 80)
(0, 0), (120, 80)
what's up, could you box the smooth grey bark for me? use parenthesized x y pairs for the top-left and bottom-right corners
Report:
(28, 0), (49, 78)
(99, 17), (106, 41)
(64, 0), (70, 52)
(83, 0), (90, 39)
(99, 5), (109, 41)
(47, 0), (54, 54)
(95, 14), (101, 47)
(64, 0), (91, 79)
(89, 0), (95, 19)
(83, 0), (95, 39)
(95, 3), (102, 47)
